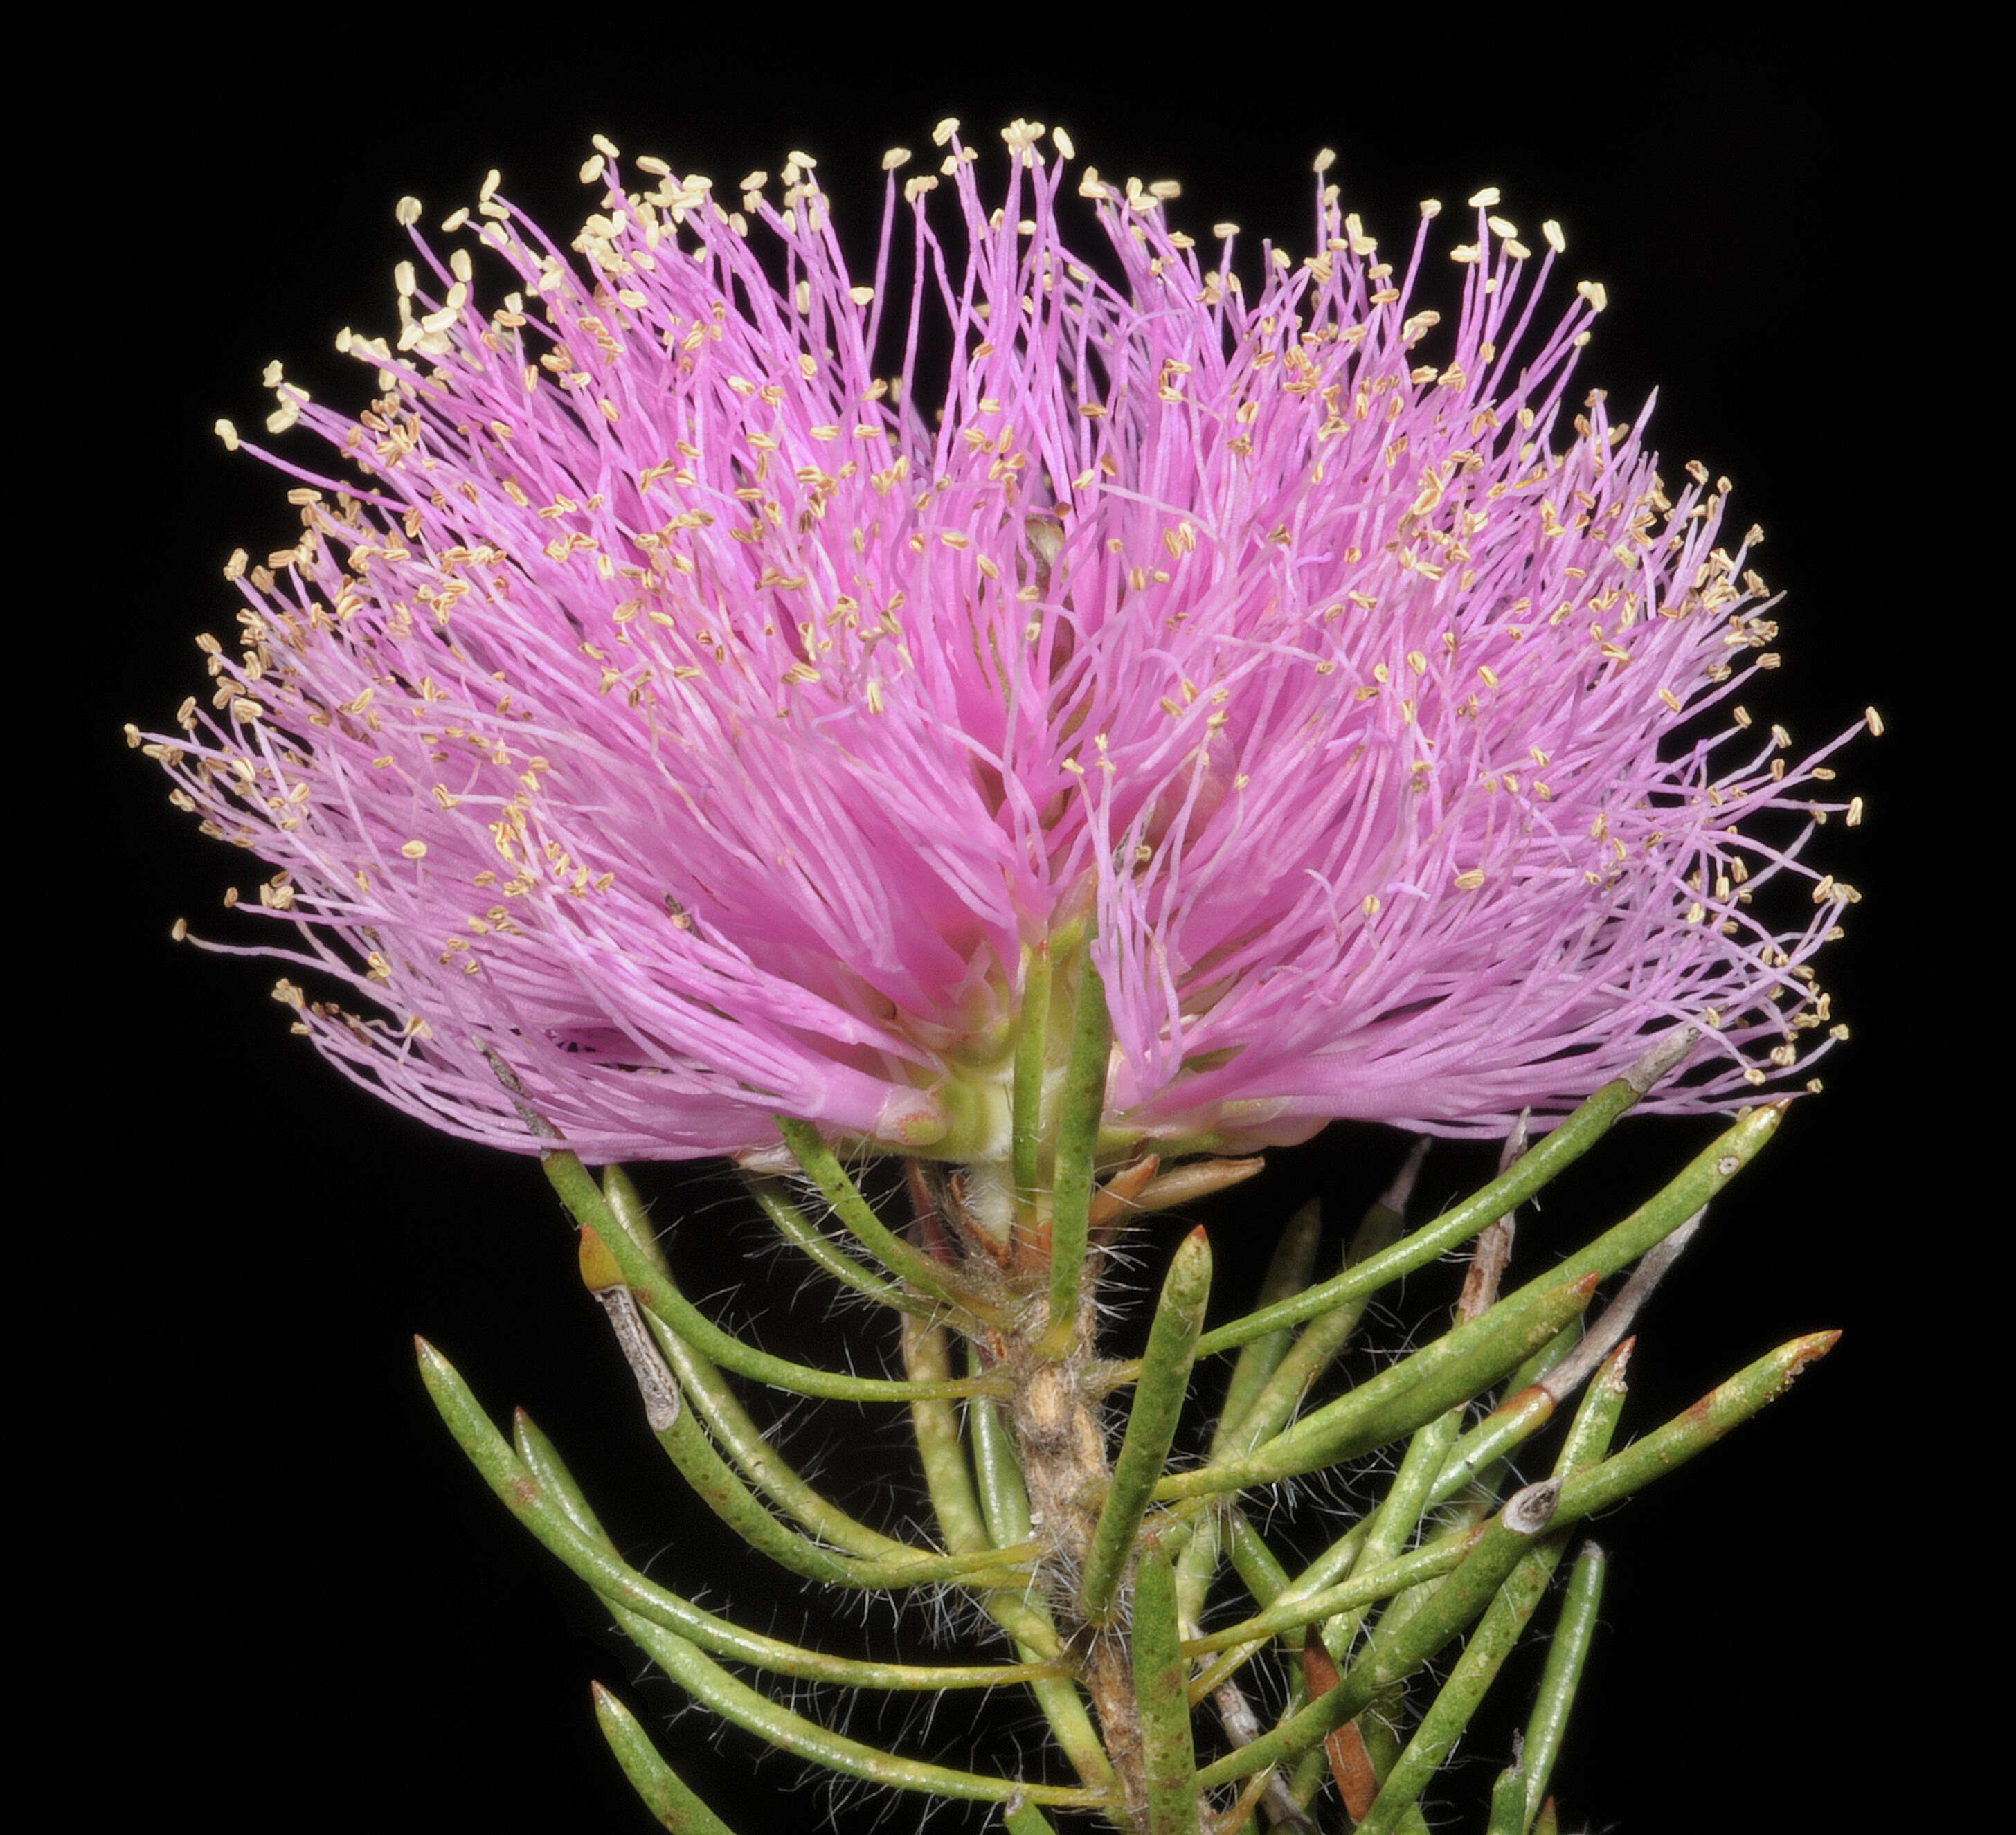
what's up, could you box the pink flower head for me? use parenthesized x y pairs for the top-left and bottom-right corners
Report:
(140, 123), (1862, 1165)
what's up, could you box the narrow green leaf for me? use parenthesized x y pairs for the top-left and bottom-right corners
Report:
(601, 1168), (675, 1276)
(775, 1116), (1011, 1326)
(415, 1339), (1062, 1692)
(1551, 1330), (1838, 1526)
(968, 1344), (1036, 1548)
(1187, 1512), (1377, 1705)
(1192, 1481), (1563, 1789)
(1522, 1542), (1606, 1832)
(638, 1304), (939, 1562)
(1306, 1409), (1463, 1669)
(1177, 1153), (1443, 1661)
(1498, 1103), (1781, 1317)
(609, 1601), (1107, 1809)
(1189, 1509), (1306, 1699)
(1161, 1271), (1599, 1501)
(1213, 1167), (1416, 1476)
(1132, 1537), (1200, 1835)
(545, 1147), (662, 1270)
(902, 1315), (993, 1557)
(742, 1173), (928, 1314)
(1191, 1056), (1661, 1357)
(1285, 1748), (1330, 1821)
(1486, 1764), (1529, 1835)
(1423, 1387), (1556, 1517)
(1191, 1317), (1797, 1694)
(1225, 1508), (1297, 1604)
(638, 1283), (993, 1404)
(604, 1172), (940, 1561)
(1208, 1198), (1323, 1458)
(1185, 1541), (1465, 1661)
(1011, 939), (1054, 1237)
(551, 1153), (999, 1402)
(638, 1326), (1032, 1589)
(1180, 1197), (1326, 1629)
(1551, 1341), (1632, 1477)
(592, 1682), (741, 1834)
(1350, 1353), (1628, 1835)
(512, 1409), (608, 1542)
(1259, 1272), (1592, 1480)
(1041, 952), (1112, 1356)
(1003, 1793), (1059, 1835)
(1503, 1321), (1587, 1404)
(1080, 1227), (1212, 1623)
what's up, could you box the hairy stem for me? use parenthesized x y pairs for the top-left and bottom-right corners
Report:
(1000, 1305), (1156, 1826)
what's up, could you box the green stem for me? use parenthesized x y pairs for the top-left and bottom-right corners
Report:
(961, 1338), (1120, 1792)
(905, 1319), (1119, 1795)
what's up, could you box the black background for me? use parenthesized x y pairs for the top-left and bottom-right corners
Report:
(71, 26), (1943, 1835)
